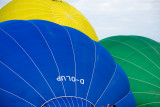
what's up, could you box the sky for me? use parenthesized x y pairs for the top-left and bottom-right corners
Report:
(0, 0), (160, 42)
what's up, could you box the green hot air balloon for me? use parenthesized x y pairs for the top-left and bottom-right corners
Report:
(99, 35), (160, 107)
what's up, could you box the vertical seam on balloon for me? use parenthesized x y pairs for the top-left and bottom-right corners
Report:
(85, 41), (97, 100)
(62, 27), (77, 95)
(26, 21), (66, 95)
(137, 102), (160, 106)
(64, 2), (76, 29)
(61, 98), (68, 107)
(128, 77), (160, 89)
(51, 3), (65, 24)
(107, 39), (160, 72)
(25, 21), (65, 107)
(66, 1), (85, 30)
(81, 98), (83, 107)
(66, 2), (72, 28)
(65, 97), (72, 107)
(0, 28), (54, 106)
(0, 28), (56, 104)
(114, 90), (131, 105)
(112, 55), (160, 81)
(0, 60), (46, 102)
(50, 4), (60, 21)
(68, 2), (73, 28)
(94, 63), (117, 105)
(26, 20), (68, 107)
(51, 101), (57, 107)
(62, 2), (84, 36)
(75, 88), (79, 107)
(0, 8), (51, 20)
(59, 1), (70, 26)
(62, 26), (80, 107)
(3, 25), (57, 97)
(0, 88), (37, 107)
(70, 97), (75, 107)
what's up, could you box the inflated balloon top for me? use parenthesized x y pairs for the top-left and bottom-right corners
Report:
(0, 20), (136, 107)
(0, 0), (98, 41)
(99, 35), (160, 107)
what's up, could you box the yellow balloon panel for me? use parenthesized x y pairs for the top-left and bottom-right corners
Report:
(0, 0), (98, 41)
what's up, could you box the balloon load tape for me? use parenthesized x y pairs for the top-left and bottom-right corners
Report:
(41, 96), (95, 107)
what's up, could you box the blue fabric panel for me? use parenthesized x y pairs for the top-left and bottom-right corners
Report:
(0, 20), (136, 107)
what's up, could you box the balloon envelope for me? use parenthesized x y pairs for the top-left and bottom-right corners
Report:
(99, 35), (160, 107)
(0, 0), (98, 41)
(0, 20), (136, 107)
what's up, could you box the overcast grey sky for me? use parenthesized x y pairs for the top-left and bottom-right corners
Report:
(0, 0), (160, 42)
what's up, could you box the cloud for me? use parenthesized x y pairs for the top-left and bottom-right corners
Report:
(66, 0), (160, 42)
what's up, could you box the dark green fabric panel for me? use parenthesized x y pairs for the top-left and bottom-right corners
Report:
(99, 35), (160, 107)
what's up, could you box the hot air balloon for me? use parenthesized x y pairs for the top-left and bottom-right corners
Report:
(0, 0), (98, 41)
(0, 20), (136, 107)
(99, 35), (160, 107)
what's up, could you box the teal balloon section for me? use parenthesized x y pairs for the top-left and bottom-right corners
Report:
(0, 20), (136, 107)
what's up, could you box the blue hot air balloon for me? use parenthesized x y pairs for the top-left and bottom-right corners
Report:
(0, 20), (136, 107)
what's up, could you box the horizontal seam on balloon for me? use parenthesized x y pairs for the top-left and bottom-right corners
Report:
(128, 77), (160, 89)
(4, 26), (56, 97)
(133, 92), (160, 95)
(0, 0), (51, 15)
(0, 8), (52, 20)
(0, 46), (47, 102)
(0, 3), (50, 15)
(137, 102), (160, 106)
(106, 39), (160, 71)
(0, 28), (53, 102)
(18, 13), (53, 19)
(112, 55), (160, 82)
(0, 88), (36, 107)
(133, 36), (160, 56)
(0, 61), (48, 104)
(41, 96), (95, 107)
(16, 0), (51, 6)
